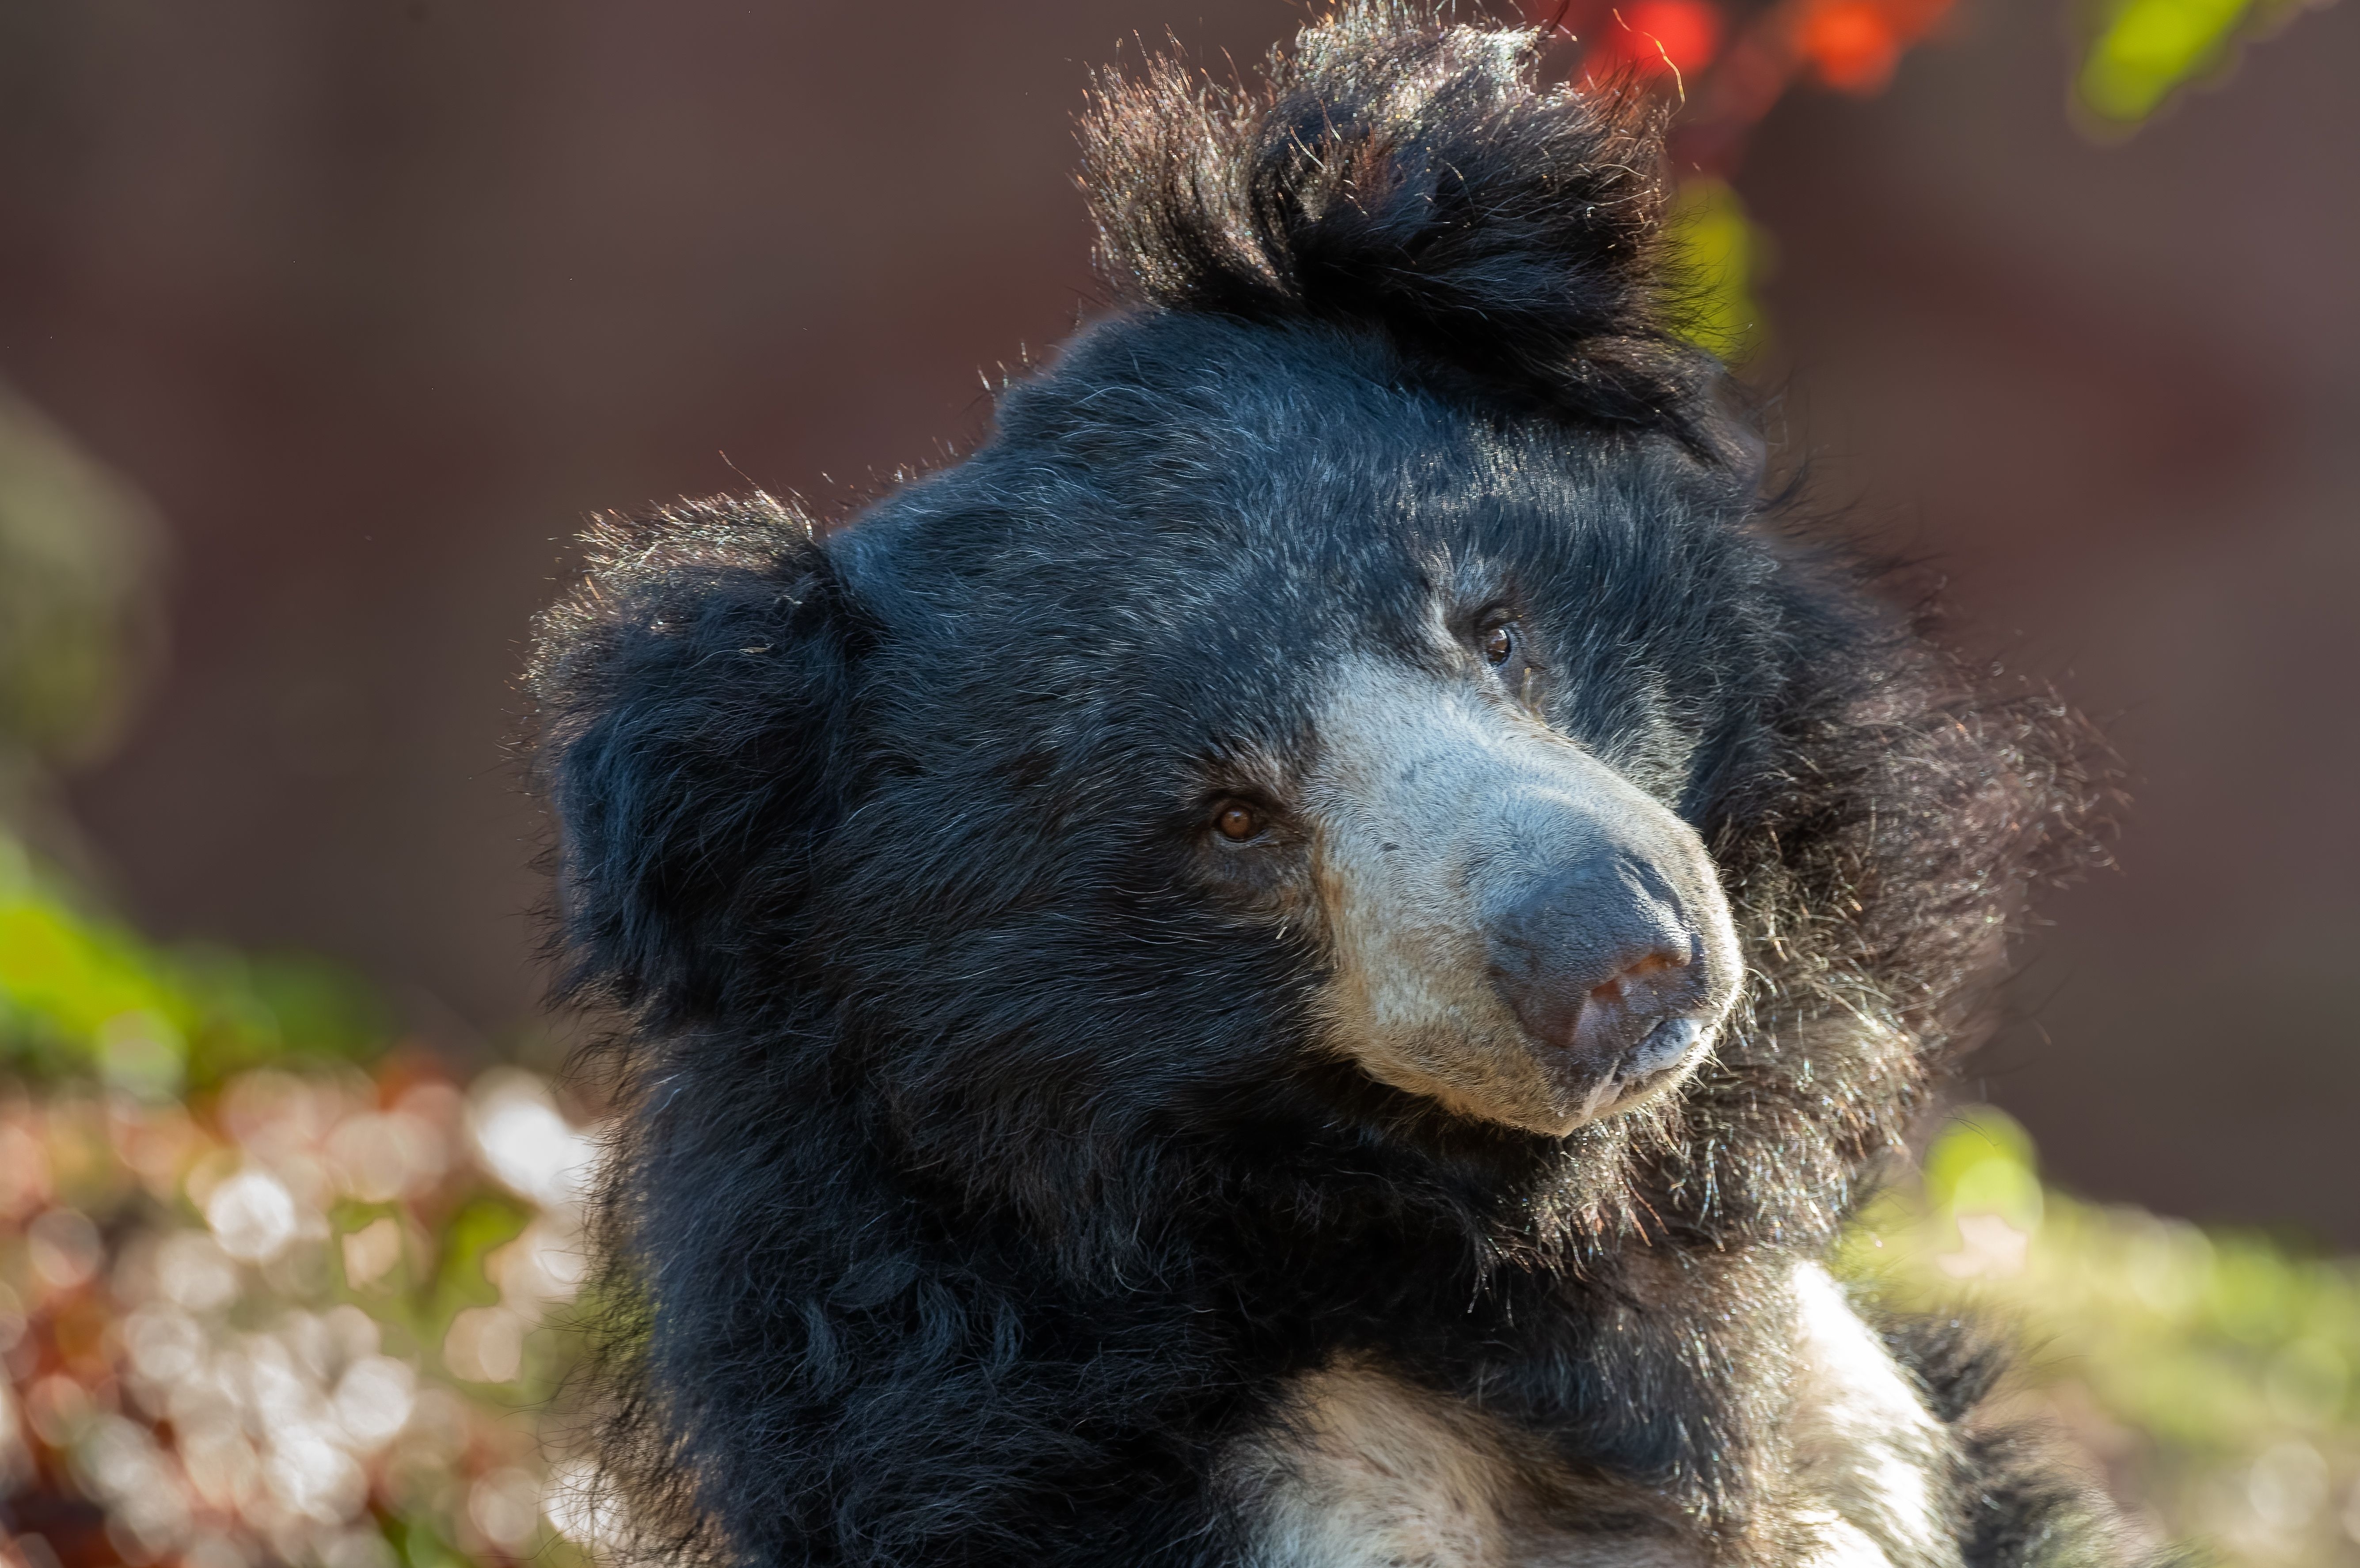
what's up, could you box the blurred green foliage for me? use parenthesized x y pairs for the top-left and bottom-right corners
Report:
(1667, 178), (1773, 364)
(1845, 1109), (2360, 1564)
(2069, 0), (2324, 130)
(0, 385), (155, 774)
(2076, 0), (2258, 124)
(0, 382), (388, 1103)
(0, 835), (391, 1095)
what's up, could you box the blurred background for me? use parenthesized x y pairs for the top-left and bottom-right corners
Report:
(0, 2), (2351, 1566)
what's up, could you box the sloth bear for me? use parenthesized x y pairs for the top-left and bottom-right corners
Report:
(528, 6), (2118, 1567)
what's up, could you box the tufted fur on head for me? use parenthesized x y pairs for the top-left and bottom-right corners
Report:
(1082, 1), (1715, 439)
(530, 7), (2125, 1568)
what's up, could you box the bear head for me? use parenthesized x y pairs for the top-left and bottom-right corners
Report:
(531, 4), (2089, 1271)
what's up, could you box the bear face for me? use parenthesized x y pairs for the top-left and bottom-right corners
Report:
(813, 314), (1748, 1149)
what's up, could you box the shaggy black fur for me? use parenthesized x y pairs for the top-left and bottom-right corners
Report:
(530, 6), (2120, 1566)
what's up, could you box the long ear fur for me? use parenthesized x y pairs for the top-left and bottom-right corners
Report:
(1080, 1), (1714, 436)
(528, 494), (864, 1024)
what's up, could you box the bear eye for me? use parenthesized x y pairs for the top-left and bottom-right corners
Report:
(1481, 620), (1517, 666)
(1213, 802), (1262, 842)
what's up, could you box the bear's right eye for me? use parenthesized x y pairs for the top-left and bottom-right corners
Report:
(1214, 803), (1263, 842)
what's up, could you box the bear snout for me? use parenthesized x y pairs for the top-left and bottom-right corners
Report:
(1488, 887), (1707, 1070)
(1483, 848), (1737, 1121)
(1305, 660), (1742, 1136)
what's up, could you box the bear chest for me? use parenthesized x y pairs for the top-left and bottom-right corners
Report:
(1218, 1267), (1955, 1568)
(1220, 1359), (1706, 1568)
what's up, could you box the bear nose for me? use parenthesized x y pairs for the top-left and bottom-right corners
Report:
(1587, 947), (1694, 1014)
(1484, 859), (1714, 1084)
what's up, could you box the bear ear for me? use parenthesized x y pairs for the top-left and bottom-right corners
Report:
(1080, 2), (1716, 439)
(528, 494), (864, 1022)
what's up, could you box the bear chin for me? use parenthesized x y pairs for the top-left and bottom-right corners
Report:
(1341, 1017), (1715, 1139)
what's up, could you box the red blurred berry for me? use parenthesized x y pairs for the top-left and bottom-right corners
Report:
(1801, 0), (1901, 91)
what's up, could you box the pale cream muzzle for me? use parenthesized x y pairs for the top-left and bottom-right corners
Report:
(1304, 661), (1742, 1137)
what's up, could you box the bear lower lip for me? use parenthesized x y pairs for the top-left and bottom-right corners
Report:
(1627, 1016), (1703, 1076)
(1562, 1015), (1711, 1127)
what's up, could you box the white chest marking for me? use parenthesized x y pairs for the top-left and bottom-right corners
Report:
(1221, 1267), (1957, 1568)
(1222, 1359), (1697, 1568)
(1786, 1263), (1959, 1568)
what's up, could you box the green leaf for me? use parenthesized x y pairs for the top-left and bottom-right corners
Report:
(1665, 178), (1771, 364)
(2077, 0), (2256, 123)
